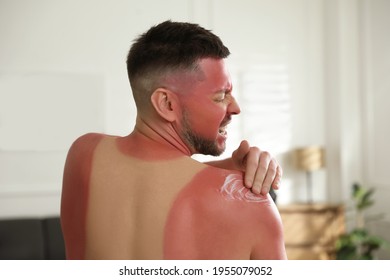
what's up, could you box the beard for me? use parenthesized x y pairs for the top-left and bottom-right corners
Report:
(180, 112), (225, 156)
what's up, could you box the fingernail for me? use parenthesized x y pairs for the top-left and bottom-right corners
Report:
(246, 180), (253, 188)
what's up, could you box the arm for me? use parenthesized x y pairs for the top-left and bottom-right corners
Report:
(206, 140), (282, 195)
(61, 133), (103, 259)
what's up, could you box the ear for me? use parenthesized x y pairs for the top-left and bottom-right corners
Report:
(150, 88), (180, 122)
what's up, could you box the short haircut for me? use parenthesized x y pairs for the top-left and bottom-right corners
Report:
(126, 20), (230, 110)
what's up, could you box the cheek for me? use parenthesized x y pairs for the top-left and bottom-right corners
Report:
(188, 103), (225, 136)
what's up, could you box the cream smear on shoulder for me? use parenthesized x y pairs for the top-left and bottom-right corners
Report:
(220, 174), (268, 203)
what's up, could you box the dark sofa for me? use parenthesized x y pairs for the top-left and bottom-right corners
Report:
(0, 217), (65, 260)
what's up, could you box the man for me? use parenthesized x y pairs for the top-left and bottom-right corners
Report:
(61, 21), (287, 260)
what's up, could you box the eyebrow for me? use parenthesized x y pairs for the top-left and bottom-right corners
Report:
(213, 84), (233, 94)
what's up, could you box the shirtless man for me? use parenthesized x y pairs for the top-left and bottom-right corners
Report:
(61, 21), (287, 260)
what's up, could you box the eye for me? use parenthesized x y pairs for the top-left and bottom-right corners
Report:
(214, 93), (226, 102)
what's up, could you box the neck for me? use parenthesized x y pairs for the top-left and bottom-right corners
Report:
(117, 115), (192, 161)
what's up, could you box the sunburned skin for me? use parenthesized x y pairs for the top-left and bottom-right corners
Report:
(220, 173), (269, 203)
(61, 132), (286, 260)
(177, 59), (239, 154)
(61, 133), (104, 259)
(116, 129), (190, 161)
(164, 167), (285, 259)
(61, 58), (286, 260)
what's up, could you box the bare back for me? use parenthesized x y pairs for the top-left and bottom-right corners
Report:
(61, 133), (286, 259)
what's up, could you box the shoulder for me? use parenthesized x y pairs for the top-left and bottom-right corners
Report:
(207, 169), (287, 259)
(68, 133), (105, 153)
(63, 133), (107, 185)
(65, 133), (106, 163)
(164, 166), (286, 259)
(187, 167), (270, 206)
(61, 133), (107, 259)
(63, 132), (107, 183)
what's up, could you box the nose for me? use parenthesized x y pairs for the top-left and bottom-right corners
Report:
(228, 97), (241, 115)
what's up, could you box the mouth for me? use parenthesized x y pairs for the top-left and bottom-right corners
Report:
(218, 126), (227, 136)
(218, 117), (231, 137)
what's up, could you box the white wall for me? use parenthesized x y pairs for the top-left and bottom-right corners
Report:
(0, 0), (193, 218)
(359, 0), (390, 259)
(1, 1), (389, 259)
(192, 0), (328, 204)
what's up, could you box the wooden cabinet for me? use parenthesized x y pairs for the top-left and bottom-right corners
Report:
(278, 204), (345, 260)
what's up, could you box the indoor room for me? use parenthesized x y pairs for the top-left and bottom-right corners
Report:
(0, 0), (389, 260)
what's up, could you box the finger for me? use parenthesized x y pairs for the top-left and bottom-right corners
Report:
(232, 140), (250, 169)
(271, 165), (283, 190)
(260, 158), (277, 195)
(243, 146), (261, 188)
(251, 150), (271, 194)
(238, 140), (250, 155)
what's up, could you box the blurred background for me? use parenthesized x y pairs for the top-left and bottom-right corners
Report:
(0, 0), (389, 259)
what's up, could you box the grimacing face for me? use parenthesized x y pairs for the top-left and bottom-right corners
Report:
(180, 110), (227, 156)
(178, 58), (241, 156)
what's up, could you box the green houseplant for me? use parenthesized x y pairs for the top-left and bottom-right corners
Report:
(335, 183), (388, 260)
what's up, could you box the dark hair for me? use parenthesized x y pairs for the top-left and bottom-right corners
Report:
(126, 20), (230, 110)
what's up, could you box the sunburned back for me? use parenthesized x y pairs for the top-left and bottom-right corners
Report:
(62, 134), (205, 259)
(61, 133), (286, 260)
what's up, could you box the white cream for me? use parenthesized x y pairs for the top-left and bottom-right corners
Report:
(220, 174), (268, 203)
